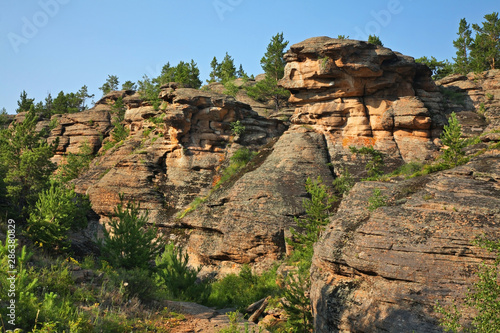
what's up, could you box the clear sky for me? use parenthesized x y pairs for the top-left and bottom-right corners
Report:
(1, 0), (498, 114)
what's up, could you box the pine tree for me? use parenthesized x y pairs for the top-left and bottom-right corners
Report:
(219, 52), (237, 84)
(99, 194), (165, 270)
(246, 32), (290, 112)
(453, 18), (473, 74)
(471, 12), (500, 71)
(26, 181), (90, 253)
(99, 75), (120, 96)
(368, 35), (383, 46)
(15, 90), (35, 113)
(0, 105), (57, 217)
(441, 112), (469, 167)
(207, 56), (220, 84)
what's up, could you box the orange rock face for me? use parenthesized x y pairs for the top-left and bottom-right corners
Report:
(280, 37), (444, 171)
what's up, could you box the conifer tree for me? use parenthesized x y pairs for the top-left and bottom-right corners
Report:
(368, 35), (383, 46)
(100, 195), (165, 270)
(471, 12), (500, 71)
(0, 105), (57, 217)
(441, 112), (469, 167)
(453, 18), (473, 74)
(246, 32), (290, 112)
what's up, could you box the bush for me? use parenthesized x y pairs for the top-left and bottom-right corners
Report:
(349, 146), (385, 179)
(332, 167), (355, 196)
(58, 141), (94, 182)
(99, 194), (165, 270)
(155, 244), (209, 302)
(230, 120), (246, 136)
(367, 188), (387, 211)
(26, 181), (90, 254)
(287, 176), (336, 264)
(206, 265), (279, 309)
(441, 112), (469, 168)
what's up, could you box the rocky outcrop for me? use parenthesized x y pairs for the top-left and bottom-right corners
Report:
(279, 37), (446, 177)
(72, 85), (285, 226)
(48, 108), (112, 164)
(178, 38), (452, 273)
(182, 126), (335, 273)
(437, 69), (500, 137)
(310, 151), (500, 332)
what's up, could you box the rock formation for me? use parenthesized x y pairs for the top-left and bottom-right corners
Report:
(310, 151), (500, 332)
(71, 84), (285, 226)
(279, 37), (446, 176)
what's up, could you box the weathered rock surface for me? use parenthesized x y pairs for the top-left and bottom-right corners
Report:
(279, 37), (446, 177)
(179, 38), (452, 273)
(437, 69), (500, 136)
(311, 152), (500, 332)
(72, 85), (285, 226)
(183, 126), (335, 273)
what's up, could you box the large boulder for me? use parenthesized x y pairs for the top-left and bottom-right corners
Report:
(311, 151), (500, 332)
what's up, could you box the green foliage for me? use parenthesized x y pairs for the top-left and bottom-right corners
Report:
(246, 33), (290, 112)
(155, 60), (202, 88)
(453, 18), (473, 74)
(0, 107), (9, 127)
(99, 194), (165, 270)
(219, 311), (262, 333)
(224, 79), (240, 97)
(0, 105), (57, 217)
(288, 177), (336, 263)
(337, 35), (349, 40)
(230, 120), (246, 136)
(368, 35), (383, 46)
(471, 12), (500, 71)
(58, 141), (94, 182)
(207, 53), (241, 84)
(367, 188), (387, 211)
(99, 74), (119, 96)
(436, 237), (500, 332)
(15, 90), (35, 113)
(154, 244), (209, 302)
(440, 86), (466, 106)
(50, 86), (94, 115)
(415, 56), (454, 80)
(206, 265), (279, 309)
(121, 80), (137, 91)
(332, 167), (355, 197)
(281, 270), (313, 332)
(26, 181), (90, 254)
(215, 148), (256, 188)
(349, 146), (385, 179)
(137, 74), (161, 110)
(441, 112), (469, 167)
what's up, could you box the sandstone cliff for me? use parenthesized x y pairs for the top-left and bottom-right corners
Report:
(279, 37), (447, 176)
(310, 151), (500, 332)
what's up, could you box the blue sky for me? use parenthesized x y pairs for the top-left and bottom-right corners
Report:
(1, 0), (498, 114)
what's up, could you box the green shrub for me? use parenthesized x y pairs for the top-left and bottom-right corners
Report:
(281, 269), (313, 332)
(349, 146), (385, 179)
(215, 148), (256, 188)
(367, 188), (387, 211)
(58, 141), (94, 182)
(113, 267), (158, 303)
(26, 181), (90, 254)
(111, 122), (129, 143)
(154, 243), (208, 302)
(230, 120), (246, 136)
(224, 80), (240, 97)
(206, 265), (278, 309)
(287, 176), (336, 265)
(440, 112), (469, 168)
(332, 167), (355, 196)
(99, 194), (165, 270)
